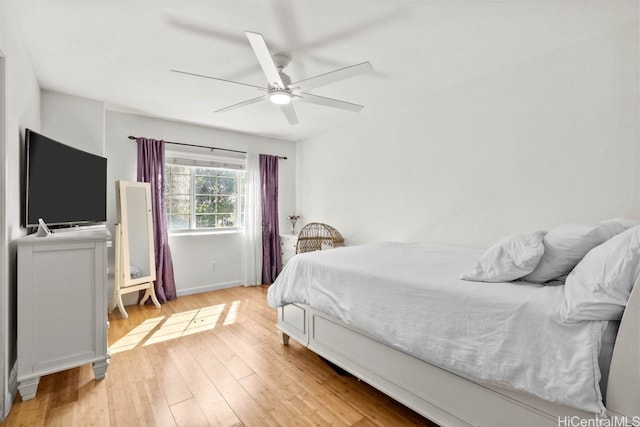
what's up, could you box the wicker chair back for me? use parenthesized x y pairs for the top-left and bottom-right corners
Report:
(295, 223), (345, 254)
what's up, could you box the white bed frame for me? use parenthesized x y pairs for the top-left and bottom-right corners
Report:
(276, 277), (640, 427)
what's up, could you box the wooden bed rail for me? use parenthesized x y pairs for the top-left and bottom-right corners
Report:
(606, 274), (640, 417)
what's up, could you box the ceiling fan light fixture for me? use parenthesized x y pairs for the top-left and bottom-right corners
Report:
(269, 90), (292, 105)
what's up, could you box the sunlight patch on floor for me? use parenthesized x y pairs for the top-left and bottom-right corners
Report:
(223, 300), (240, 326)
(110, 316), (165, 354)
(109, 301), (241, 354)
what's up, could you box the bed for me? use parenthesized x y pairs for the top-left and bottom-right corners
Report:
(267, 223), (640, 427)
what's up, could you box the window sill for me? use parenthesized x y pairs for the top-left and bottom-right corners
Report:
(168, 228), (244, 237)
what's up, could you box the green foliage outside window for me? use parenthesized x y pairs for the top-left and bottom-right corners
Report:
(165, 164), (245, 230)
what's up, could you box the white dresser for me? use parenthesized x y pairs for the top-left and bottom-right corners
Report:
(16, 227), (111, 400)
(280, 233), (298, 266)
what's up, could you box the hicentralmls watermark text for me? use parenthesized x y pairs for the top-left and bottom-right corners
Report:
(558, 416), (640, 427)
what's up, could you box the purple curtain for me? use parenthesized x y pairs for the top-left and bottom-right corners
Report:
(260, 154), (281, 283)
(137, 138), (177, 303)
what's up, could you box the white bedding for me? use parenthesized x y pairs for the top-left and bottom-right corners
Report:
(267, 242), (615, 414)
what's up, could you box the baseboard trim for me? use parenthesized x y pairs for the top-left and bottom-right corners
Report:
(112, 281), (245, 307)
(176, 280), (241, 297)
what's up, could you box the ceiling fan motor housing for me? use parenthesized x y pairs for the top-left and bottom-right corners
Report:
(272, 53), (292, 88)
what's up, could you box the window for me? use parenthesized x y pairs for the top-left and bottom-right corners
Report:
(165, 162), (245, 231)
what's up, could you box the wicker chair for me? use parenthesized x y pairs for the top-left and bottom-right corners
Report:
(296, 223), (345, 254)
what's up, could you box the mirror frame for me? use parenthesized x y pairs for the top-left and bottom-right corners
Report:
(116, 180), (156, 287)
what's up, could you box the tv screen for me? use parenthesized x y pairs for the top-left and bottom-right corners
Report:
(25, 129), (107, 228)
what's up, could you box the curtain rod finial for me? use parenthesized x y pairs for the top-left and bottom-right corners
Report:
(128, 136), (137, 140)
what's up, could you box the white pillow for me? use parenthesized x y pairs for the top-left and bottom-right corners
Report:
(599, 217), (638, 235)
(460, 231), (546, 282)
(523, 222), (624, 284)
(561, 225), (640, 322)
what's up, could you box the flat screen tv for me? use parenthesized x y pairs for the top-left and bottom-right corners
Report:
(24, 129), (107, 228)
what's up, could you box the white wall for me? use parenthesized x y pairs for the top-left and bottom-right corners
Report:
(41, 91), (105, 156)
(105, 111), (296, 300)
(297, 3), (640, 249)
(0, 1), (41, 419)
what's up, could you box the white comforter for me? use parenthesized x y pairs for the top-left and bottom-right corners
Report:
(267, 242), (611, 413)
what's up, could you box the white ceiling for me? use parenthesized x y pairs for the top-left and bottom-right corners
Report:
(6, 0), (637, 141)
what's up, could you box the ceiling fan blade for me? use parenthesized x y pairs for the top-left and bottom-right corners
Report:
(292, 62), (374, 91)
(171, 69), (264, 90)
(245, 31), (285, 89)
(279, 103), (298, 125)
(299, 93), (364, 112)
(215, 95), (268, 113)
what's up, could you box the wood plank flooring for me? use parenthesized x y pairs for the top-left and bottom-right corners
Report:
(2, 285), (437, 426)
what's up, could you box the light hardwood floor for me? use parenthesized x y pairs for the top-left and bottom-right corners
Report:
(2, 285), (437, 426)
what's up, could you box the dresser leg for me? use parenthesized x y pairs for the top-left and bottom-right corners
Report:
(18, 376), (40, 401)
(92, 357), (110, 380)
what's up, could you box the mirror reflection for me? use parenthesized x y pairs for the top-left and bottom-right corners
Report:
(125, 186), (152, 279)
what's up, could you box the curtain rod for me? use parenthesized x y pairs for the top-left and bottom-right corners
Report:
(128, 136), (287, 160)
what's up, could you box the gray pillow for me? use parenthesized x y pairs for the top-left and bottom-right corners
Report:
(460, 231), (546, 282)
(561, 225), (640, 322)
(523, 220), (632, 284)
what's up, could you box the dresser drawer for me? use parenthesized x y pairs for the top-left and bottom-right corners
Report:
(280, 234), (298, 265)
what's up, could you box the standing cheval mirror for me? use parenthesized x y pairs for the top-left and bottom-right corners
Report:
(111, 180), (160, 318)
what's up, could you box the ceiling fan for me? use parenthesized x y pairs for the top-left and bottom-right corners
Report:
(171, 31), (374, 125)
